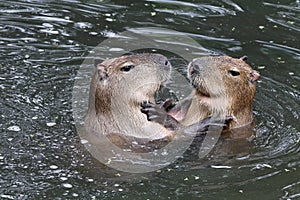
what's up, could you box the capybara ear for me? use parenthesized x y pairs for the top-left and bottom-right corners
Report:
(94, 58), (104, 67)
(240, 55), (248, 61)
(97, 64), (108, 81)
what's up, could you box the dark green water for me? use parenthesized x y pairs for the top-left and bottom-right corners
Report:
(0, 0), (299, 199)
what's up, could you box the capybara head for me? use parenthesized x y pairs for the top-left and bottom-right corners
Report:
(93, 53), (171, 114)
(187, 56), (260, 126)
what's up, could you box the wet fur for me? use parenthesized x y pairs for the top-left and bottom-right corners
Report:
(172, 56), (259, 131)
(85, 53), (174, 149)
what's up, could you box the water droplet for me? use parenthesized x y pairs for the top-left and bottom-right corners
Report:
(62, 183), (73, 189)
(60, 177), (68, 181)
(257, 65), (265, 69)
(7, 126), (21, 132)
(109, 48), (124, 52)
(288, 72), (294, 76)
(211, 165), (232, 169)
(74, 22), (92, 29)
(89, 32), (98, 35)
(0, 194), (14, 199)
(105, 18), (115, 22)
(50, 165), (58, 169)
(80, 139), (88, 144)
(46, 122), (56, 127)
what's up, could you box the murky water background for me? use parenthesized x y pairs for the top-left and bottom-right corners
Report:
(0, 0), (299, 199)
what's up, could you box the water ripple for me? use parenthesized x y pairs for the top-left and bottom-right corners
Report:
(148, 0), (237, 17)
(0, 0), (299, 199)
(256, 40), (300, 57)
(264, 2), (300, 32)
(253, 76), (300, 166)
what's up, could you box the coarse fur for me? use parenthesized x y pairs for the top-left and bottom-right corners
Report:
(84, 53), (173, 149)
(172, 56), (260, 130)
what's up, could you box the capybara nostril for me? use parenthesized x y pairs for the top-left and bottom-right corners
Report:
(190, 64), (200, 76)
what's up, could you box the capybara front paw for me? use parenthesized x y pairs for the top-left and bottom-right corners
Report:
(141, 101), (168, 124)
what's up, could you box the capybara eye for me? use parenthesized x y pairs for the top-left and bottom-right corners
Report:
(120, 65), (135, 72)
(228, 69), (240, 76)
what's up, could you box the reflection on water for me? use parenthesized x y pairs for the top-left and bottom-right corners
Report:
(0, 0), (299, 199)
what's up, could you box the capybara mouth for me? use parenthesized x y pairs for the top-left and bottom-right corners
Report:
(188, 61), (211, 97)
(198, 89), (211, 97)
(191, 76), (211, 98)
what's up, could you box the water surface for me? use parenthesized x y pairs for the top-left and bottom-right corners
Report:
(0, 0), (299, 199)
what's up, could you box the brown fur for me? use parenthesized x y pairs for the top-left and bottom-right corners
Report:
(171, 56), (259, 131)
(84, 53), (174, 149)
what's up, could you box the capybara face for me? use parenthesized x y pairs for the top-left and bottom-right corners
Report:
(187, 56), (260, 112)
(94, 53), (171, 105)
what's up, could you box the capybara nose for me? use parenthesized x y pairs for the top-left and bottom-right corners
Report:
(190, 64), (201, 75)
(251, 70), (260, 82)
(161, 58), (171, 71)
(192, 64), (200, 71)
(164, 59), (170, 67)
